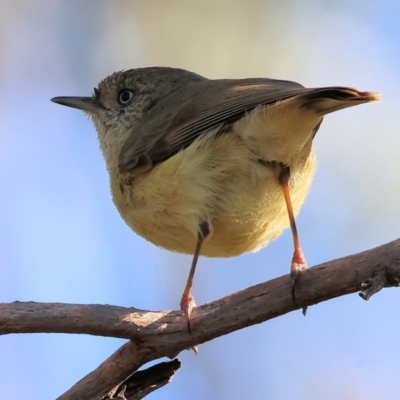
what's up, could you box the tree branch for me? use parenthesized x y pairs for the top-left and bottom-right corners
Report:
(1, 238), (400, 399)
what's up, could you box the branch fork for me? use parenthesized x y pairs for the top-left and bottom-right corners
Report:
(2, 239), (400, 399)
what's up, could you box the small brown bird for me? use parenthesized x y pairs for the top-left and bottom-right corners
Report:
(52, 67), (379, 329)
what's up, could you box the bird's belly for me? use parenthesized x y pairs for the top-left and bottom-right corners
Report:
(112, 132), (316, 257)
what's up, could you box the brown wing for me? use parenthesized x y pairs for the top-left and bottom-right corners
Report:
(118, 78), (308, 174)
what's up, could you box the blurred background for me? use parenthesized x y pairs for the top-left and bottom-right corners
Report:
(1, 1), (400, 399)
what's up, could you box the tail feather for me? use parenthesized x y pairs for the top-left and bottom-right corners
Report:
(299, 87), (380, 115)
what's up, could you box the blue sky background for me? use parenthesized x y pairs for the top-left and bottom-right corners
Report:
(1, 1), (400, 399)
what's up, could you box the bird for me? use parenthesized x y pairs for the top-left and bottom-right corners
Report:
(51, 67), (380, 330)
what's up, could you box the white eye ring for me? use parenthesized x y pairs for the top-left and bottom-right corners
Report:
(118, 89), (134, 105)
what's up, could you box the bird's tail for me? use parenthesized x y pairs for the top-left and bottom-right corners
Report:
(299, 87), (380, 115)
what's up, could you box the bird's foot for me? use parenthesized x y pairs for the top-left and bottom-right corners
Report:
(180, 290), (199, 354)
(290, 247), (308, 315)
(180, 289), (196, 334)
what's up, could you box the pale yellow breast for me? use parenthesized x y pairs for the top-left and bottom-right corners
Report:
(111, 100), (319, 257)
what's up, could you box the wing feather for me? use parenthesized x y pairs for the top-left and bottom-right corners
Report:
(119, 78), (307, 174)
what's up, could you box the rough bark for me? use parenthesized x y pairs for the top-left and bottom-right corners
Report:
(100, 359), (181, 400)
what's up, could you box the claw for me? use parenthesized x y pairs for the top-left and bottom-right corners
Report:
(180, 290), (196, 334)
(290, 245), (308, 315)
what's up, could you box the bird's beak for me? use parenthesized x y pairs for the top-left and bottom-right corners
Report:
(51, 96), (102, 113)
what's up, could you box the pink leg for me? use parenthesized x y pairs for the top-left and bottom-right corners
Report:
(279, 165), (308, 303)
(180, 220), (210, 333)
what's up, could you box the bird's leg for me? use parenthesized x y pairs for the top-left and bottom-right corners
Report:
(278, 164), (308, 303)
(180, 219), (210, 333)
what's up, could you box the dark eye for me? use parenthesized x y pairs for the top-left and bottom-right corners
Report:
(118, 89), (134, 105)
